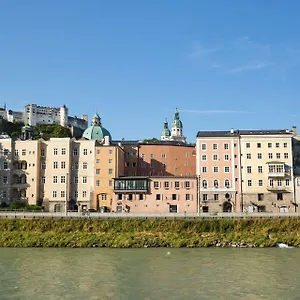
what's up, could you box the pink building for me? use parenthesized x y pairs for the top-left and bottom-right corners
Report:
(112, 176), (198, 213)
(196, 130), (241, 213)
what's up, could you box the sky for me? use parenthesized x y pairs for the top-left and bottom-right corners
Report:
(1, 0), (300, 143)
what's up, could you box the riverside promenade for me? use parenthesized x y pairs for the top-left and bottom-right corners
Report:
(1, 211), (300, 219)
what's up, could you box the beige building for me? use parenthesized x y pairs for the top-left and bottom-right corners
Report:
(240, 129), (295, 213)
(94, 144), (124, 211)
(112, 176), (198, 213)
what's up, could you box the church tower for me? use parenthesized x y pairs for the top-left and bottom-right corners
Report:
(161, 119), (171, 141)
(170, 108), (186, 143)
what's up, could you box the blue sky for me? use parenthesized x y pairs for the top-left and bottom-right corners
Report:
(1, 1), (300, 142)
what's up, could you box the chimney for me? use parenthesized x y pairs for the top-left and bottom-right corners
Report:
(292, 126), (297, 136)
(104, 135), (110, 146)
(230, 128), (234, 134)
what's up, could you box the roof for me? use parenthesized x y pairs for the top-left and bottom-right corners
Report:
(82, 125), (112, 141)
(197, 129), (293, 138)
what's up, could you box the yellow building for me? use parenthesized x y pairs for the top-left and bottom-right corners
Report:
(240, 129), (295, 213)
(94, 144), (124, 211)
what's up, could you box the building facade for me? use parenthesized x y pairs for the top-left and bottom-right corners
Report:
(113, 176), (198, 213)
(196, 130), (241, 214)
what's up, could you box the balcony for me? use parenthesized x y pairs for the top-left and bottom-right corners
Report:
(267, 185), (291, 193)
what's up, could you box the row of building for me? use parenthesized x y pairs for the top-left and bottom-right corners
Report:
(0, 107), (300, 214)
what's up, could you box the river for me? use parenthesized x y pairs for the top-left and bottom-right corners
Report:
(0, 248), (299, 299)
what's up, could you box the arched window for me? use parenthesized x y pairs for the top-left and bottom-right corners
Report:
(202, 180), (207, 188)
(225, 179), (230, 188)
(214, 179), (219, 188)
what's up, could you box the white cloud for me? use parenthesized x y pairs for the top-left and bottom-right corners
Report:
(188, 42), (221, 59)
(227, 63), (269, 73)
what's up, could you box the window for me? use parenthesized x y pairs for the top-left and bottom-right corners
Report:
(258, 180), (263, 186)
(214, 194), (219, 201)
(268, 153), (273, 159)
(185, 152), (189, 158)
(41, 176), (45, 184)
(213, 167), (219, 173)
(53, 162), (58, 169)
(246, 143), (250, 148)
(162, 154), (166, 158)
(3, 162), (8, 170)
(214, 179), (219, 188)
(247, 180), (252, 187)
(3, 148), (8, 155)
(2, 191), (7, 198)
(213, 154), (218, 161)
(285, 179), (290, 186)
(225, 179), (230, 188)
(156, 194), (161, 200)
(109, 180), (112, 187)
(246, 153), (251, 159)
(74, 162), (79, 170)
(22, 149), (26, 156)
(128, 194), (133, 201)
(185, 181), (190, 188)
(162, 163), (166, 169)
(202, 194), (208, 201)
(202, 166), (207, 173)
(284, 153), (289, 159)
(224, 143), (229, 150)
(247, 166), (252, 173)
(258, 193), (264, 201)
(172, 194), (177, 200)
(109, 149), (112, 154)
(118, 194), (122, 200)
(96, 149), (100, 154)
(82, 176), (87, 184)
(278, 179), (282, 186)
(41, 162), (46, 169)
(83, 149), (88, 155)
(284, 143), (288, 148)
(108, 159), (112, 164)
(276, 143), (280, 148)
(277, 193), (283, 201)
(276, 153), (281, 159)
(96, 180), (100, 186)
(154, 181), (159, 188)
(82, 191), (87, 198)
(108, 169), (113, 175)
(61, 162), (66, 169)
(257, 153), (262, 159)
(53, 191), (57, 198)
(224, 154), (229, 161)
(53, 148), (58, 155)
(268, 143), (272, 148)
(82, 162), (88, 169)
(101, 194), (106, 201)
(202, 154), (207, 160)
(14, 149), (19, 156)
(213, 144), (218, 150)
(2, 176), (8, 184)
(96, 159), (100, 164)
(74, 191), (78, 198)
(61, 148), (66, 155)
(141, 154), (145, 159)
(74, 176), (78, 184)
(185, 194), (190, 201)
(258, 166), (263, 173)
(175, 181), (180, 188)
(150, 153), (154, 158)
(269, 179), (274, 187)
(96, 169), (100, 175)
(164, 181), (169, 188)
(61, 176), (66, 184)
(201, 144), (207, 150)
(257, 143), (261, 148)
(202, 180), (207, 188)
(61, 191), (65, 198)
(53, 176), (58, 184)
(139, 194), (144, 200)
(224, 166), (230, 173)
(73, 148), (78, 156)
(41, 149), (45, 157)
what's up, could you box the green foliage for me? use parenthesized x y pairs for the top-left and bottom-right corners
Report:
(142, 138), (159, 143)
(0, 218), (299, 248)
(9, 200), (27, 210)
(34, 124), (72, 140)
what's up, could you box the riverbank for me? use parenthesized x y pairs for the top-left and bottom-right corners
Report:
(0, 218), (299, 248)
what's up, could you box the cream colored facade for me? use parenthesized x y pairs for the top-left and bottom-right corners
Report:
(240, 131), (294, 212)
(94, 144), (124, 210)
(0, 137), (96, 212)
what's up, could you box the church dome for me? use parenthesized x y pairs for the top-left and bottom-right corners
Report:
(82, 112), (112, 141)
(161, 119), (171, 137)
(172, 108), (183, 128)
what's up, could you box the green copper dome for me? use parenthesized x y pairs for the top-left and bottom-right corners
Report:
(172, 108), (183, 128)
(82, 112), (112, 141)
(161, 119), (171, 137)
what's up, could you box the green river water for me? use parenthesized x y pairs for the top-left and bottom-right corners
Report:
(0, 248), (299, 300)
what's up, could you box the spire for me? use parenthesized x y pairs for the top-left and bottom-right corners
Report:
(174, 107), (179, 120)
(91, 110), (101, 126)
(4, 102), (6, 110)
(161, 118), (171, 139)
